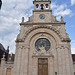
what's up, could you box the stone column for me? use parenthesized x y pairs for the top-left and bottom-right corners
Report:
(39, 4), (40, 10)
(49, 56), (54, 75)
(44, 4), (45, 10)
(61, 47), (67, 75)
(68, 47), (73, 75)
(19, 46), (25, 75)
(23, 46), (29, 75)
(15, 46), (23, 75)
(49, 4), (51, 10)
(56, 46), (63, 75)
(53, 49), (58, 74)
(65, 46), (73, 75)
(32, 57), (38, 75)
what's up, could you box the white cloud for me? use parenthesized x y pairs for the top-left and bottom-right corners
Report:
(71, 40), (75, 54)
(71, 0), (75, 5)
(0, 32), (17, 53)
(0, 0), (33, 53)
(51, 3), (72, 20)
(71, 48), (75, 54)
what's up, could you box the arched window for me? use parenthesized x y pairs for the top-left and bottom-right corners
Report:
(36, 4), (39, 10)
(40, 4), (44, 10)
(45, 4), (49, 8)
(34, 0), (38, 1)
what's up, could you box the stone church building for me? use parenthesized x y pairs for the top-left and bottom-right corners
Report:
(0, 0), (75, 75)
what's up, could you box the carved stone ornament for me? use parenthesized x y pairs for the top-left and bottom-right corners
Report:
(56, 45), (70, 50)
(16, 34), (24, 43)
(16, 25), (63, 43)
(23, 25), (62, 40)
(17, 45), (30, 50)
(32, 48), (54, 57)
(32, 52), (54, 57)
(61, 38), (71, 42)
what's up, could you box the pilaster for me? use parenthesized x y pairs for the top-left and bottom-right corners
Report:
(49, 56), (54, 75)
(56, 46), (63, 75)
(64, 46), (73, 75)
(23, 46), (30, 75)
(15, 46), (23, 75)
(32, 57), (38, 75)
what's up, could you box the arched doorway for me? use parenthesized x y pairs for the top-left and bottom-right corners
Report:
(38, 58), (48, 75)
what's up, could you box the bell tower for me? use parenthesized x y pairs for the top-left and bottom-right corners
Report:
(33, 0), (51, 11)
(30, 0), (57, 23)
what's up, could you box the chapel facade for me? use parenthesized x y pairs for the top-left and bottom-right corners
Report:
(0, 0), (75, 75)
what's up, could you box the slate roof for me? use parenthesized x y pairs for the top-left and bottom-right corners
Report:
(0, 0), (2, 9)
(0, 43), (5, 51)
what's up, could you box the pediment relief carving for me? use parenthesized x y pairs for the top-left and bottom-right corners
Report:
(32, 50), (54, 57)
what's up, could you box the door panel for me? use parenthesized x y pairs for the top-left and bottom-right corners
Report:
(43, 65), (48, 75)
(38, 65), (42, 75)
(38, 58), (48, 75)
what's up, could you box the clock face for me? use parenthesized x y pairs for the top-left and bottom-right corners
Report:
(35, 38), (50, 51)
(39, 14), (45, 19)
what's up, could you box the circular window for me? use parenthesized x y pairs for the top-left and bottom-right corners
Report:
(35, 38), (50, 51)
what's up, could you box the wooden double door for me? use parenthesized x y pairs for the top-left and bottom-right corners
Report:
(38, 58), (48, 75)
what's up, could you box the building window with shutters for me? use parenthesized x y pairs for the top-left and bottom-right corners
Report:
(6, 68), (11, 75)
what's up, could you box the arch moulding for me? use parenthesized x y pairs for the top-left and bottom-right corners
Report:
(24, 25), (62, 39)
(24, 25), (62, 45)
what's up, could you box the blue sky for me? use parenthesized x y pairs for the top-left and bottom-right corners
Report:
(0, 0), (75, 54)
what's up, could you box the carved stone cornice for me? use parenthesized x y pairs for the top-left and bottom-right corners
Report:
(56, 45), (70, 50)
(17, 45), (30, 50)
(16, 39), (24, 43)
(20, 22), (66, 25)
(33, 10), (52, 12)
(33, 1), (51, 4)
(32, 55), (54, 57)
(61, 38), (71, 42)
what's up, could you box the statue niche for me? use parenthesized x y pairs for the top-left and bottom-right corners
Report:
(39, 44), (46, 53)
